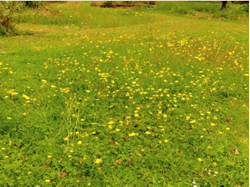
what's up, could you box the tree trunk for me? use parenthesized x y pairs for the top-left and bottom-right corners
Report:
(221, 1), (227, 9)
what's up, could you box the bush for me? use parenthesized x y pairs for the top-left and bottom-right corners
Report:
(148, 1), (157, 5)
(24, 1), (43, 8)
(240, 4), (249, 12)
(0, 2), (23, 35)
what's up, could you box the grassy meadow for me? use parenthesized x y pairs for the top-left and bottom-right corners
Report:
(0, 1), (249, 186)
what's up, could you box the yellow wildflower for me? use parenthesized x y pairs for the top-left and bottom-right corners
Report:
(94, 158), (102, 164)
(213, 162), (218, 167)
(198, 158), (203, 162)
(22, 94), (30, 100)
(78, 141), (82, 144)
(108, 121), (114, 125)
(129, 132), (135, 136)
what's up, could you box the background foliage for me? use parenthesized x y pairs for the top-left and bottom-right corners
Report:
(0, 1), (23, 35)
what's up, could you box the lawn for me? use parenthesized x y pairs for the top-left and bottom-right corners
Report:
(0, 1), (249, 186)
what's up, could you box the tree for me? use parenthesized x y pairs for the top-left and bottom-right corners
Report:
(221, 1), (227, 9)
(221, 1), (249, 10)
(0, 2), (23, 35)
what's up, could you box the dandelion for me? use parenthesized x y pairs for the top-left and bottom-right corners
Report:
(28, 171), (32, 174)
(22, 94), (30, 100)
(78, 141), (82, 144)
(164, 139), (168, 143)
(94, 158), (102, 164)
(45, 179), (50, 183)
(51, 85), (56, 88)
(108, 121), (114, 125)
(7, 89), (18, 95)
(211, 123), (216, 126)
(198, 158), (203, 162)
(213, 162), (218, 167)
(129, 132), (136, 137)
(47, 155), (52, 158)
(226, 127), (230, 130)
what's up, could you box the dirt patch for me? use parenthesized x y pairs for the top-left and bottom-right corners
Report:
(91, 2), (157, 9)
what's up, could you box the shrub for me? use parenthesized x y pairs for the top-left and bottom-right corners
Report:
(24, 1), (43, 8)
(240, 4), (249, 12)
(0, 2), (23, 35)
(148, 1), (157, 5)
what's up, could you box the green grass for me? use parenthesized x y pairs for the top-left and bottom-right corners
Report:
(136, 1), (249, 21)
(0, 1), (249, 186)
